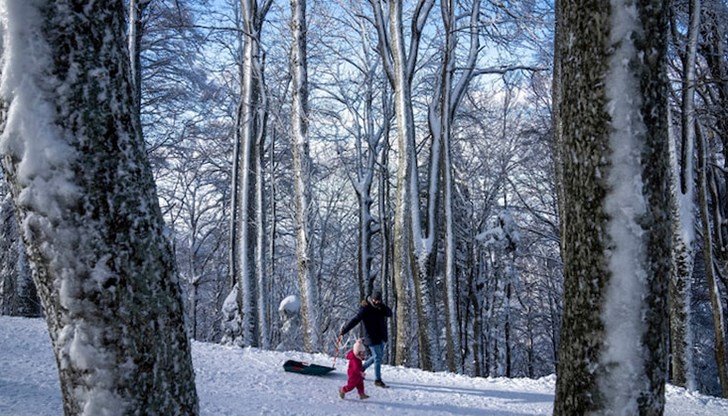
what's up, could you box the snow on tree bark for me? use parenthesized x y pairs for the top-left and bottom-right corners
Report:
(668, 1), (700, 387)
(668, 115), (696, 389)
(290, 0), (320, 352)
(0, 1), (198, 414)
(668, 2), (700, 378)
(368, 0), (437, 370)
(228, 0), (273, 349)
(553, 0), (672, 414)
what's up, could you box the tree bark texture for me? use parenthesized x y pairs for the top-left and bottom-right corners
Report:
(553, 0), (672, 414)
(290, 0), (320, 352)
(0, 1), (198, 414)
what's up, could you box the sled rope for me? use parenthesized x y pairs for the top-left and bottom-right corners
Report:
(332, 334), (343, 369)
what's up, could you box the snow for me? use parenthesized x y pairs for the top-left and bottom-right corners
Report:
(1, 2), (125, 413)
(279, 295), (301, 313)
(600, 0), (651, 413)
(2, 316), (727, 415)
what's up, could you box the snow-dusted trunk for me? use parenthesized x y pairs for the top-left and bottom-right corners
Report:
(256, 117), (270, 349)
(0, 2), (198, 414)
(378, 126), (395, 360)
(368, 0), (407, 366)
(290, 0), (320, 352)
(368, 0), (436, 370)
(1, 180), (39, 317)
(229, 0), (272, 348)
(695, 125), (728, 398)
(391, 178), (412, 367)
(441, 96), (459, 374)
(355, 27), (387, 299)
(267, 129), (278, 345)
(466, 260), (483, 377)
(667, 0), (700, 387)
(669, 82), (696, 388)
(668, 181), (695, 389)
(232, 21), (259, 348)
(553, 1), (672, 414)
(390, 0), (433, 370)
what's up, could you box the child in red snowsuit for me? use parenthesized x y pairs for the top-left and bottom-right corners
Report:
(339, 339), (369, 400)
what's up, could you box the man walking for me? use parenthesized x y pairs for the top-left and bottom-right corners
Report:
(340, 290), (392, 387)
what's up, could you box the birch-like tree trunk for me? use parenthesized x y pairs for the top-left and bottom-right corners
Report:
(553, 0), (672, 413)
(255, 99), (270, 349)
(290, 0), (320, 352)
(439, 0), (458, 372)
(668, 109), (696, 389)
(378, 120), (395, 360)
(229, 0), (272, 348)
(668, 0), (700, 389)
(368, 0), (436, 370)
(670, 0), (701, 389)
(0, 1), (198, 413)
(356, 33), (388, 301)
(434, 0), (481, 373)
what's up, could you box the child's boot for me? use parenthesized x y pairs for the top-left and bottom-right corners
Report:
(359, 393), (370, 400)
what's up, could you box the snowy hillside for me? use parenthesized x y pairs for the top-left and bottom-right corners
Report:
(1, 316), (727, 415)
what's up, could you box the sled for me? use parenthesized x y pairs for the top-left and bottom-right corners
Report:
(283, 359), (335, 376)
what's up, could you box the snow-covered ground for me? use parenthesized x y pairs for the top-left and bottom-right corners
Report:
(1, 316), (726, 415)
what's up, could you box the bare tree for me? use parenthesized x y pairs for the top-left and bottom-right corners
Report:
(228, 0), (273, 348)
(695, 123), (728, 397)
(668, 0), (700, 389)
(315, 0), (391, 302)
(367, 0), (436, 370)
(290, 0), (321, 352)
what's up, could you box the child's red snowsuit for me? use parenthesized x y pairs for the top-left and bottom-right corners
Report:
(340, 350), (366, 395)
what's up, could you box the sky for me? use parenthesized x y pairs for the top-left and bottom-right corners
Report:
(2, 316), (727, 416)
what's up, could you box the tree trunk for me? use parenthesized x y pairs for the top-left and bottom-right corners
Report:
(695, 124), (728, 398)
(701, 0), (728, 306)
(668, 105), (696, 389)
(378, 121), (395, 362)
(233, 21), (259, 348)
(290, 0), (320, 352)
(553, 0), (672, 414)
(0, 2), (198, 413)
(127, 0), (150, 131)
(369, 0), (437, 370)
(229, 0), (273, 348)
(0, 181), (40, 317)
(668, 0), (700, 389)
(255, 108), (270, 350)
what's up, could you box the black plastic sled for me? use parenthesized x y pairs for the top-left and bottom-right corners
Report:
(283, 359), (335, 376)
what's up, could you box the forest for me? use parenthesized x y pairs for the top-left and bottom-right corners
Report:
(0, 0), (726, 414)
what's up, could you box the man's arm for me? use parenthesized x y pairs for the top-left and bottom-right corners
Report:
(340, 308), (364, 335)
(383, 304), (393, 317)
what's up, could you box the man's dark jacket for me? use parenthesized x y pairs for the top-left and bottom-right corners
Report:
(340, 298), (392, 345)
